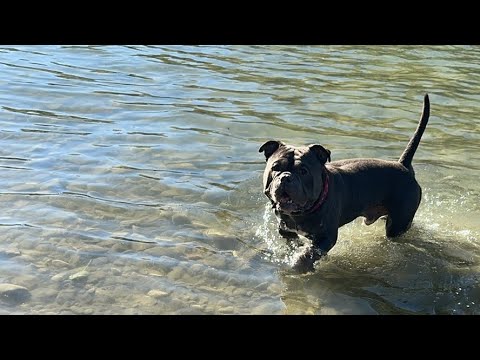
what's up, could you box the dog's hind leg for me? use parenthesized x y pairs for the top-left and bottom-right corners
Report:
(385, 197), (421, 238)
(385, 214), (414, 238)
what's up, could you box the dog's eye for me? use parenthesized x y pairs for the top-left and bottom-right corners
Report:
(300, 166), (309, 176)
(272, 162), (281, 171)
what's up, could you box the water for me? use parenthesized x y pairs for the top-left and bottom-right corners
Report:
(0, 45), (479, 314)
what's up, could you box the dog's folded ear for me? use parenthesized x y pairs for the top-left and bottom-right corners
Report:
(309, 144), (331, 164)
(259, 140), (284, 161)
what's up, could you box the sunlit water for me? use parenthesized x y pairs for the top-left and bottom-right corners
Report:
(0, 45), (479, 314)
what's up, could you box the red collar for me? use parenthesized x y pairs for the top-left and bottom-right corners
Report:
(305, 171), (329, 214)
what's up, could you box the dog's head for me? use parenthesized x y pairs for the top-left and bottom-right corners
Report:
(259, 140), (331, 215)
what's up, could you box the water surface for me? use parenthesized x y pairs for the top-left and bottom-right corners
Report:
(0, 45), (479, 314)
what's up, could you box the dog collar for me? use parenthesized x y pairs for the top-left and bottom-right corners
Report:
(305, 171), (329, 215)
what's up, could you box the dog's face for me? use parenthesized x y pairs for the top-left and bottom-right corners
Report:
(259, 140), (331, 215)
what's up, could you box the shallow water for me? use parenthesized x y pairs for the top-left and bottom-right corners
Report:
(0, 45), (479, 314)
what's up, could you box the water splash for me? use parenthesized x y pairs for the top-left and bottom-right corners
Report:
(254, 203), (313, 267)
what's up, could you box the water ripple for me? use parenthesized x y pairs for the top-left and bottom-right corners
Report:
(0, 45), (479, 314)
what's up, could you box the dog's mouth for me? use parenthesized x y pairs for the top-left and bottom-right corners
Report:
(267, 170), (329, 216)
(269, 185), (326, 215)
(272, 191), (308, 214)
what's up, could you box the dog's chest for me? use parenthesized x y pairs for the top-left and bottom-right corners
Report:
(278, 212), (324, 238)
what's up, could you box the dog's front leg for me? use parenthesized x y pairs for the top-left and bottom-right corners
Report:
(291, 231), (337, 273)
(278, 227), (299, 240)
(291, 245), (324, 273)
(278, 218), (300, 241)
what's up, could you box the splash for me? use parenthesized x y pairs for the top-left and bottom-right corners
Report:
(255, 203), (312, 267)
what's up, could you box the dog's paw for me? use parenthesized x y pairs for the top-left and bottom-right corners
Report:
(291, 247), (324, 274)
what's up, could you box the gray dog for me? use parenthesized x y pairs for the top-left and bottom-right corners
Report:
(259, 94), (430, 273)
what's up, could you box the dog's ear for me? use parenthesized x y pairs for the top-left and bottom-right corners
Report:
(259, 140), (284, 161)
(308, 144), (331, 164)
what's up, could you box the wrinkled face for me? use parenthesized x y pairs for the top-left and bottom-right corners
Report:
(259, 141), (331, 215)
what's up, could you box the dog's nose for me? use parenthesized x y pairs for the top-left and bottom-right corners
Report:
(280, 172), (292, 183)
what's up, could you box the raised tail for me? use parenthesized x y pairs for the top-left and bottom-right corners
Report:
(398, 94), (430, 168)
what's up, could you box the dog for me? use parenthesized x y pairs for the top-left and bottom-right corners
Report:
(259, 94), (430, 273)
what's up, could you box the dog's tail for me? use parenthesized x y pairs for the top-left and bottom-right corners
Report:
(398, 94), (430, 168)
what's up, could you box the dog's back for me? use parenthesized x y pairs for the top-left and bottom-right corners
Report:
(328, 158), (419, 227)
